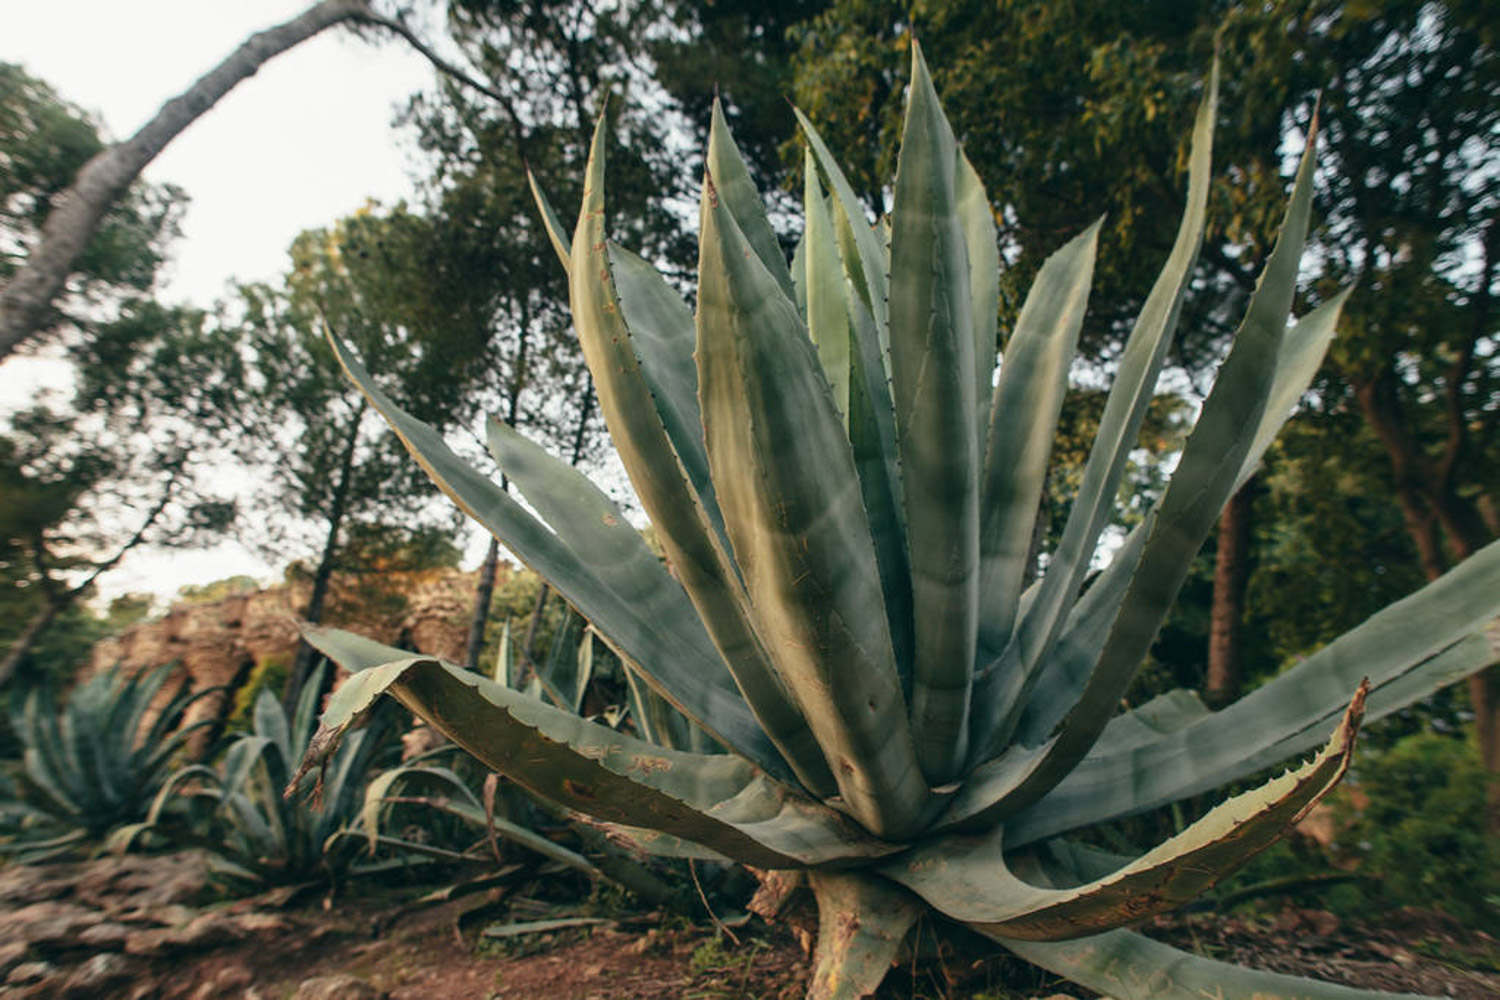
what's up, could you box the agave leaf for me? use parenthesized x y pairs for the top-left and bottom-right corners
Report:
(982, 105), (1322, 819)
(707, 100), (796, 300)
(956, 150), (1000, 444)
(297, 629), (903, 868)
(996, 928), (1425, 1000)
(533, 608), (587, 711)
(568, 115), (833, 796)
(254, 687), (294, 773)
(361, 763), (478, 851)
(698, 166), (928, 839)
(493, 619), (514, 687)
(806, 872), (923, 1000)
(970, 61), (1219, 761)
(327, 336), (798, 782)
(802, 155), (852, 419)
(484, 415), (829, 788)
(847, 283), (917, 688)
(607, 244), (722, 534)
(1009, 288), (1347, 750)
(794, 108), (889, 339)
(526, 170), (572, 272)
(796, 114), (913, 681)
(802, 144), (914, 682)
(886, 684), (1363, 939)
(888, 42), (982, 784)
(1007, 518), (1152, 749)
(1005, 545), (1500, 846)
(977, 220), (1101, 662)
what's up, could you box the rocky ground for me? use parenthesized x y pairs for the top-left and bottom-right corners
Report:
(0, 851), (1496, 999)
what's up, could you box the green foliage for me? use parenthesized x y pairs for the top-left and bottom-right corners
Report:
(1345, 731), (1500, 928)
(298, 43), (1500, 1000)
(222, 654), (291, 738)
(144, 663), (399, 887)
(0, 665), (210, 861)
(0, 62), (184, 315)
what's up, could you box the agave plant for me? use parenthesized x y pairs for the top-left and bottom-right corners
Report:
(137, 663), (401, 886)
(1, 664), (213, 861)
(296, 46), (1500, 999)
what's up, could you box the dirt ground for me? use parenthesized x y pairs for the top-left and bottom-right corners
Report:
(2, 853), (1498, 999)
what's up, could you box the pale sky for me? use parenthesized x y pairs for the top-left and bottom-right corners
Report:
(3, 1), (443, 605)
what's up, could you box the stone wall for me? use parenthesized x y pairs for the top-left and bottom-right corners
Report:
(87, 567), (488, 743)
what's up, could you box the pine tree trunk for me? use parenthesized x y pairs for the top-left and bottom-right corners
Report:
(283, 400), (364, 713)
(463, 537), (501, 669)
(0, 0), (374, 359)
(1206, 480), (1255, 707)
(0, 601), (61, 688)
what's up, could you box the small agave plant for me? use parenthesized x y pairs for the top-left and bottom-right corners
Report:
(297, 45), (1500, 999)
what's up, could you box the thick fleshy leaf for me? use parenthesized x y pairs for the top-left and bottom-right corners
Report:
(969, 61), (1219, 761)
(327, 336), (788, 780)
(976, 220), (1100, 663)
(296, 629), (902, 869)
(806, 872), (923, 1000)
(886, 684), (1363, 939)
(568, 115), (832, 796)
(888, 42), (981, 783)
(526, 170), (572, 272)
(484, 414), (830, 788)
(697, 168), (929, 840)
(607, 243), (722, 537)
(794, 107), (889, 338)
(363, 763), (601, 876)
(956, 150), (999, 446)
(995, 928), (1429, 1000)
(1005, 544), (1500, 846)
(979, 103), (1322, 819)
(802, 154), (852, 419)
(1008, 290), (1347, 749)
(707, 100), (795, 300)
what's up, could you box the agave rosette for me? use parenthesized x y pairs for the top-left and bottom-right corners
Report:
(297, 45), (1500, 1000)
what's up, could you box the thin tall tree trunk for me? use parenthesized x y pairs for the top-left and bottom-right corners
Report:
(462, 297), (536, 670)
(0, 0), (374, 359)
(463, 537), (502, 669)
(1206, 478), (1255, 707)
(0, 602), (61, 688)
(283, 400), (364, 713)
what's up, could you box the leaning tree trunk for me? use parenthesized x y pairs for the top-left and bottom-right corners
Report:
(1205, 479), (1255, 707)
(0, 0), (375, 360)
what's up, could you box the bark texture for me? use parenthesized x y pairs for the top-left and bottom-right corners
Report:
(0, 0), (374, 360)
(1206, 479), (1255, 707)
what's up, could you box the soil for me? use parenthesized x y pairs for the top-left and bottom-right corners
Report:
(1, 853), (1497, 999)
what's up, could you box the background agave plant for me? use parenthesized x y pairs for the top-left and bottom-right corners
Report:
(296, 45), (1500, 1000)
(0, 664), (212, 862)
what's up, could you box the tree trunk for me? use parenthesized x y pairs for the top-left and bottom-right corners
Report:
(1355, 372), (1500, 828)
(1206, 479), (1255, 707)
(0, 0), (375, 360)
(463, 537), (501, 669)
(0, 601), (61, 688)
(283, 400), (364, 713)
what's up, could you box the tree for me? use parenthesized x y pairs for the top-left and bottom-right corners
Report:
(0, 62), (184, 338)
(0, 0), (537, 361)
(236, 208), (484, 708)
(0, 301), (242, 685)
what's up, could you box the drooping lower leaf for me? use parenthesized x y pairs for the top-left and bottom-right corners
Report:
(295, 629), (903, 869)
(885, 684), (1363, 939)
